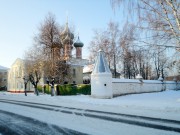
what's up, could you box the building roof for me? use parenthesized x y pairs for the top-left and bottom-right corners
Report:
(92, 50), (111, 74)
(60, 22), (74, 44)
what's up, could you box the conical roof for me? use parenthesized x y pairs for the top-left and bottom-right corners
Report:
(74, 36), (84, 47)
(92, 50), (111, 74)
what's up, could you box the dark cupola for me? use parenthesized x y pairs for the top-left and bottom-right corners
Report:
(74, 36), (84, 59)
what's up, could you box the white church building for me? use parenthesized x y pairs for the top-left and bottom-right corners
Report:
(8, 22), (89, 93)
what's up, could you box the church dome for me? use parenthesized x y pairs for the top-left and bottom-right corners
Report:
(60, 22), (74, 41)
(74, 36), (84, 47)
(62, 34), (73, 45)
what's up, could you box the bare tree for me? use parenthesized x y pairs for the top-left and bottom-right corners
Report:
(34, 13), (73, 96)
(34, 13), (60, 96)
(107, 21), (120, 77)
(111, 0), (180, 79)
(151, 46), (169, 79)
(118, 22), (144, 79)
(111, 0), (180, 48)
(89, 29), (110, 62)
(89, 21), (120, 77)
(89, 21), (153, 79)
(36, 12), (61, 77)
(24, 45), (44, 96)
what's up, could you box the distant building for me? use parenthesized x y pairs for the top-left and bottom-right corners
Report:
(0, 65), (8, 90)
(7, 58), (34, 92)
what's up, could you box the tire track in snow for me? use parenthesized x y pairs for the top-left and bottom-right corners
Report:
(0, 109), (88, 135)
(0, 99), (180, 133)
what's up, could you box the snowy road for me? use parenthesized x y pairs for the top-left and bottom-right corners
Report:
(0, 109), (86, 135)
(0, 91), (180, 135)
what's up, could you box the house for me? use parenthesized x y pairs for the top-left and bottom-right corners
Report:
(7, 58), (34, 93)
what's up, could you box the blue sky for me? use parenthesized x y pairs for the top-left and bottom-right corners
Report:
(0, 0), (125, 68)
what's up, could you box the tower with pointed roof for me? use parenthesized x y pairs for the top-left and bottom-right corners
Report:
(91, 50), (112, 98)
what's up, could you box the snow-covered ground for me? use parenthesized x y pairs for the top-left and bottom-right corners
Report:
(0, 90), (180, 135)
(1, 90), (180, 119)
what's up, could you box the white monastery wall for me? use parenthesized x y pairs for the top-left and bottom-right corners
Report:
(112, 79), (179, 96)
(91, 50), (179, 99)
(164, 81), (178, 90)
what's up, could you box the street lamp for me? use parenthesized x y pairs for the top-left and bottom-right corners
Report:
(23, 76), (28, 96)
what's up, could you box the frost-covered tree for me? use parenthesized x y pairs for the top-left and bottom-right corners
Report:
(24, 45), (43, 96)
(111, 0), (180, 48)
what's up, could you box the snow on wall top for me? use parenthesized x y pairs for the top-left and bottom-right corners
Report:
(92, 50), (111, 74)
(112, 78), (163, 84)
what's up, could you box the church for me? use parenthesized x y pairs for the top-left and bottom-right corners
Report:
(7, 22), (88, 92)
